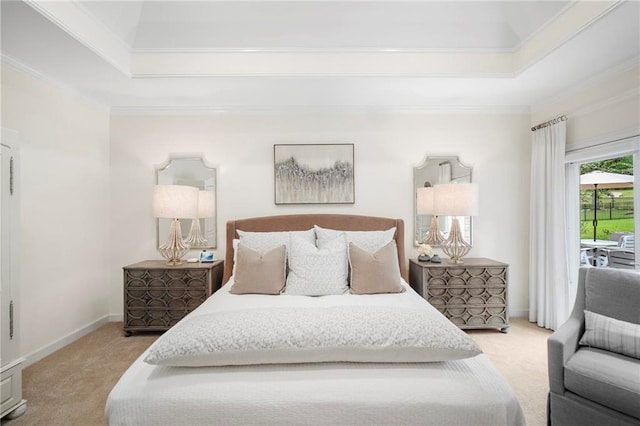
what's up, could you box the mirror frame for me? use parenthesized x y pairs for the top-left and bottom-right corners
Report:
(413, 155), (473, 247)
(156, 153), (217, 250)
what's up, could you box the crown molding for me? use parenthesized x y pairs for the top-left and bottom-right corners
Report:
(532, 57), (640, 113)
(569, 88), (640, 118)
(24, 0), (131, 76)
(24, 0), (624, 80)
(130, 50), (515, 78)
(515, 0), (622, 72)
(110, 104), (530, 116)
(132, 47), (516, 54)
(1, 54), (109, 112)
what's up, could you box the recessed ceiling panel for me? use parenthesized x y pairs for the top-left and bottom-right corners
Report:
(125, 1), (570, 50)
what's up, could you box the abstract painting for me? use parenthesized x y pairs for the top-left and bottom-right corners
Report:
(274, 144), (354, 204)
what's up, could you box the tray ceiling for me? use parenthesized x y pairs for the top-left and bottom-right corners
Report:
(1, 1), (638, 111)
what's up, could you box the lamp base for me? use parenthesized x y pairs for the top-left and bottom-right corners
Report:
(159, 218), (191, 265)
(441, 218), (471, 263)
(185, 218), (207, 247)
(423, 215), (444, 246)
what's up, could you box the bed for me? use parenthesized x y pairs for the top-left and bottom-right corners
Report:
(106, 214), (525, 425)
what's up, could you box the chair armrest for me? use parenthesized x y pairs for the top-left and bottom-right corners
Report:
(548, 316), (582, 394)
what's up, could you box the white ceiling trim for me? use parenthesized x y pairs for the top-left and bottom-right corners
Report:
(129, 1), (622, 78)
(514, 0), (621, 71)
(568, 87), (639, 118)
(130, 51), (515, 78)
(531, 59), (640, 113)
(27, 0), (622, 80)
(1, 53), (110, 112)
(25, 0), (131, 76)
(110, 104), (531, 116)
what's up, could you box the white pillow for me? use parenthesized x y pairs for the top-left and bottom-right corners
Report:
(237, 228), (316, 254)
(315, 225), (396, 253)
(580, 310), (640, 359)
(233, 229), (316, 278)
(284, 235), (348, 296)
(144, 305), (482, 367)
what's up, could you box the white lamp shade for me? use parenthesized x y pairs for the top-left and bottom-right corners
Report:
(153, 185), (199, 219)
(198, 190), (215, 218)
(416, 187), (435, 215)
(434, 183), (479, 216)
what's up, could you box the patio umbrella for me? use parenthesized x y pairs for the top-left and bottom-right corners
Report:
(580, 171), (634, 241)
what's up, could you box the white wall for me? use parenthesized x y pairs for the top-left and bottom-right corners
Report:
(1, 53), (636, 365)
(532, 63), (640, 149)
(1, 65), (111, 363)
(110, 111), (532, 317)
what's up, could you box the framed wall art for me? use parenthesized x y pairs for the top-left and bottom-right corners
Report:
(274, 144), (355, 205)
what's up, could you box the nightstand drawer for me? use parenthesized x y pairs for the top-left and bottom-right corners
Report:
(123, 260), (223, 336)
(409, 258), (510, 333)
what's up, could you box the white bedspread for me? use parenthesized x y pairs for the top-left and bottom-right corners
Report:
(106, 280), (526, 426)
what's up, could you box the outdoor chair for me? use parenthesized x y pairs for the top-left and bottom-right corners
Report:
(620, 234), (635, 249)
(596, 234), (635, 269)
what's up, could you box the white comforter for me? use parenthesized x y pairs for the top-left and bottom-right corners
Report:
(106, 280), (526, 425)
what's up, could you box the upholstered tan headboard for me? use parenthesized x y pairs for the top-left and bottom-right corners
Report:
(223, 214), (407, 284)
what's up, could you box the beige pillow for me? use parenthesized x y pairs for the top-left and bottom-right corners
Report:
(230, 244), (286, 295)
(349, 241), (405, 294)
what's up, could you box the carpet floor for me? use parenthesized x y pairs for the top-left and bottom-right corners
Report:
(3, 317), (551, 426)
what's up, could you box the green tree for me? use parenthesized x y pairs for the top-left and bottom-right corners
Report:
(580, 155), (633, 175)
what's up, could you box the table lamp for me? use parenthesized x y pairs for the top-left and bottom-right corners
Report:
(185, 190), (215, 247)
(434, 183), (479, 263)
(416, 186), (444, 246)
(153, 185), (199, 265)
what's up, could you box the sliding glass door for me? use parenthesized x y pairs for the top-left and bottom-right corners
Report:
(565, 137), (640, 274)
(578, 155), (635, 268)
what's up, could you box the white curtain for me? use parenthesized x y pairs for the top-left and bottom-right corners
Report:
(529, 121), (571, 330)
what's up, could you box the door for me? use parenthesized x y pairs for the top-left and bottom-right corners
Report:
(566, 137), (640, 273)
(0, 143), (15, 366)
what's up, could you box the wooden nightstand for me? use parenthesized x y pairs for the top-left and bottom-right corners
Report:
(123, 260), (224, 336)
(409, 258), (509, 333)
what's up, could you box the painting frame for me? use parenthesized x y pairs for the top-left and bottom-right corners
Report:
(274, 143), (355, 205)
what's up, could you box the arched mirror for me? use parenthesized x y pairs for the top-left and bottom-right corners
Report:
(414, 156), (472, 246)
(156, 154), (217, 249)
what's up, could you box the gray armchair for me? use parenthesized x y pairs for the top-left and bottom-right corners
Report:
(548, 267), (640, 426)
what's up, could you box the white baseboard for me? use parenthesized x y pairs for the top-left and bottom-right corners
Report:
(23, 314), (113, 368)
(108, 313), (124, 322)
(509, 309), (529, 318)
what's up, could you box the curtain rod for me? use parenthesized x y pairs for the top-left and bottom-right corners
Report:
(531, 115), (567, 132)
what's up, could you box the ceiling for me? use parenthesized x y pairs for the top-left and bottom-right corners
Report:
(1, 1), (639, 112)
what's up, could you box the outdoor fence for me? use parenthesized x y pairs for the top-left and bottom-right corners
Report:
(581, 199), (634, 222)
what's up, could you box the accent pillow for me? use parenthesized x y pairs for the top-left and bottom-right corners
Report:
(579, 310), (640, 359)
(315, 225), (396, 253)
(144, 305), (482, 367)
(229, 244), (286, 295)
(283, 235), (348, 296)
(349, 241), (405, 294)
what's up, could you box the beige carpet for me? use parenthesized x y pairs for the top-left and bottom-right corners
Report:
(3, 317), (551, 426)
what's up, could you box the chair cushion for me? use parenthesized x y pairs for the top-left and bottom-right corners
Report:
(585, 268), (640, 325)
(565, 347), (640, 419)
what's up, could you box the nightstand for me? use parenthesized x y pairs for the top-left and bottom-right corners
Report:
(409, 258), (509, 333)
(123, 260), (224, 336)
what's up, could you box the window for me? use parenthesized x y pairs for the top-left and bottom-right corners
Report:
(566, 137), (640, 271)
